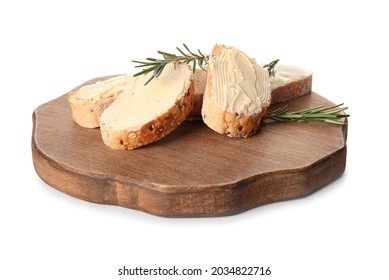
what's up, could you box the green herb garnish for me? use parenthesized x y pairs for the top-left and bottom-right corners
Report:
(132, 44), (278, 85)
(132, 44), (208, 85)
(266, 103), (349, 125)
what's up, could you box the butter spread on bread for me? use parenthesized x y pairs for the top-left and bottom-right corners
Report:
(201, 44), (271, 137)
(189, 64), (312, 117)
(68, 75), (132, 128)
(100, 63), (193, 150)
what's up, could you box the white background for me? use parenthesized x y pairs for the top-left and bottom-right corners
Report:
(1, 0), (388, 279)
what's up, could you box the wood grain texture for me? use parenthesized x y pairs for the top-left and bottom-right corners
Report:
(31, 76), (347, 217)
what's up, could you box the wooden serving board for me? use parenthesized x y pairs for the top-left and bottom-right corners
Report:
(32, 76), (347, 217)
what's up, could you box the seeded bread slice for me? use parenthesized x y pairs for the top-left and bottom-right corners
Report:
(68, 75), (132, 128)
(100, 63), (194, 150)
(201, 44), (271, 138)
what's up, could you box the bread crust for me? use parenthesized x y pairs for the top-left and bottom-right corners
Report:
(68, 75), (130, 128)
(189, 93), (203, 117)
(68, 94), (116, 128)
(189, 68), (207, 118)
(270, 74), (312, 104)
(202, 99), (267, 137)
(101, 81), (194, 150)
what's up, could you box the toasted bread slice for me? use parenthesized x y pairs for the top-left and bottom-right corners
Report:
(100, 63), (193, 150)
(201, 44), (271, 138)
(68, 75), (132, 128)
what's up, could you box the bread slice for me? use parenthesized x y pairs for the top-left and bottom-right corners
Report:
(68, 75), (132, 128)
(190, 67), (208, 117)
(201, 44), (271, 138)
(270, 64), (312, 104)
(189, 63), (312, 118)
(100, 63), (194, 150)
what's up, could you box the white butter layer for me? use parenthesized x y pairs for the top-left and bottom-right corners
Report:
(100, 63), (191, 131)
(76, 75), (132, 100)
(208, 46), (271, 115)
(270, 64), (312, 90)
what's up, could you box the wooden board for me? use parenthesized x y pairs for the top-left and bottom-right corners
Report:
(32, 76), (347, 217)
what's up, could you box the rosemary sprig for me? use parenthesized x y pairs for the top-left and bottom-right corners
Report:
(132, 44), (208, 85)
(132, 44), (279, 85)
(263, 59), (279, 77)
(265, 103), (349, 125)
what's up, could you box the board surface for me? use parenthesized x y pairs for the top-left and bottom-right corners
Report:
(32, 77), (347, 217)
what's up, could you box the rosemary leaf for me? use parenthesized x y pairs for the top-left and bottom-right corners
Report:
(176, 47), (188, 57)
(157, 51), (177, 59)
(198, 49), (205, 57)
(132, 67), (155, 76)
(153, 65), (163, 77)
(263, 59), (279, 77)
(184, 43), (199, 57)
(324, 119), (348, 125)
(192, 58), (196, 74)
(291, 105), (324, 114)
